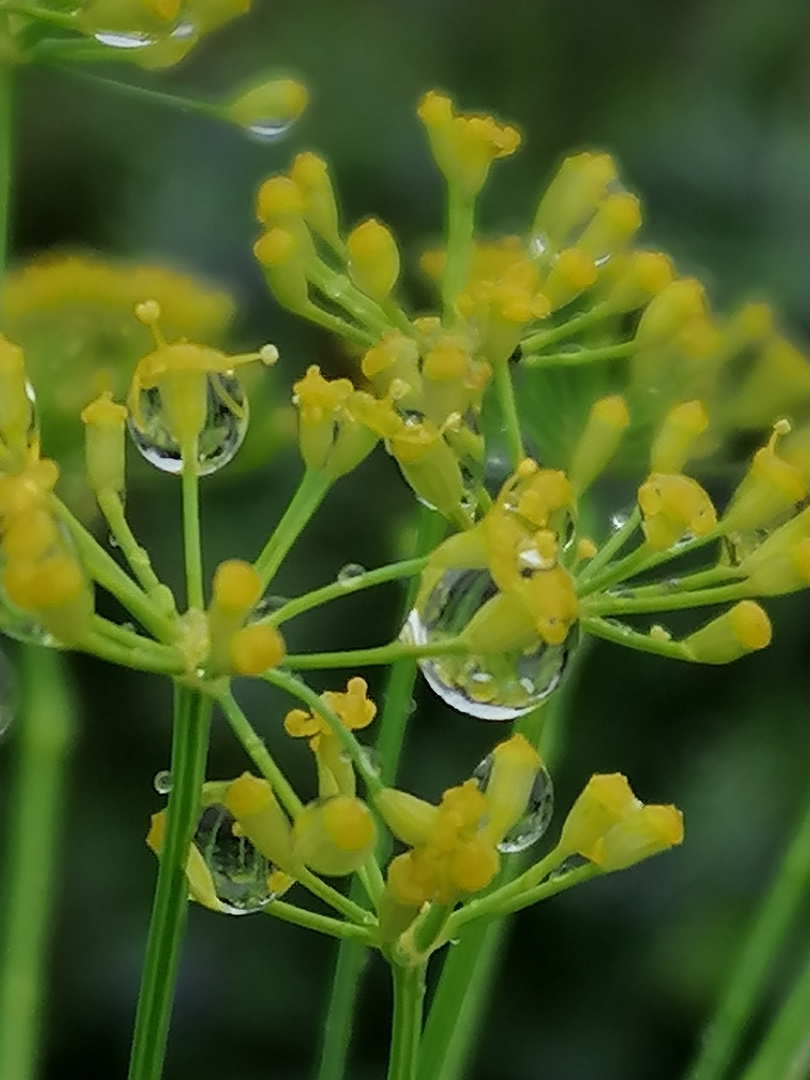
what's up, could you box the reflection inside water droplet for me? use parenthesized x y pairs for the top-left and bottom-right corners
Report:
(153, 769), (172, 795)
(194, 804), (278, 915)
(127, 372), (248, 476)
(403, 569), (576, 721)
(246, 119), (295, 142)
(94, 29), (155, 48)
(473, 752), (554, 852)
(337, 563), (366, 585)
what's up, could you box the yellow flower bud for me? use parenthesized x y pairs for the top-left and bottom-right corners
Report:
(226, 77), (308, 139)
(290, 152), (342, 251)
(634, 279), (707, 348)
(482, 734), (543, 846)
(596, 804), (684, 872)
(568, 395), (630, 495)
(638, 473), (717, 550)
(739, 507), (810, 595)
(292, 796), (377, 876)
(532, 152), (617, 252)
(346, 218), (400, 300)
(727, 336), (810, 429)
(386, 851), (434, 908)
(253, 227), (311, 315)
(3, 554), (94, 645)
(600, 250), (673, 313)
(558, 773), (639, 862)
(81, 392), (128, 494)
(256, 175), (306, 224)
(375, 788), (440, 847)
(224, 773), (294, 871)
(576, 192), (641, 261)
(684, 600), (772, 664)
(228, 623), (286, 675)
(649, 400), (709, 475)
(541, 247), (597, 311)
(212, 559), (261, 614)
(722, 422), (807, 535)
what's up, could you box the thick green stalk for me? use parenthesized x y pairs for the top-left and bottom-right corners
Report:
(0, 647), (74, 1080)
(127, 686), (211, 1080)
(416, 653), (578, 1080)
(387, 962), (427, 1080)
(254, 469), (333, 588)
(685, 783), (810, 1080)
(315, 509), (444, 1080)
(738, 941), (810, 1080)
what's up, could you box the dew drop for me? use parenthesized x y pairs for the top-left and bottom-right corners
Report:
(403, 569), (576, 721)
(0, 649), (16, 741)
(359, 744), (381, 776)
(548, 853), (591, 880)
(127, 372), (248, 476)
(153, 769), (172, 795)
(93, 29), (156, 48)
(473, 752), (554, 853)
(245, 119), (296, 142)
(337, 563), (366, 585)
(194, 804), (279, 915)
(253, 594), (290, 619)
(610, 507), (632, 531)
(108, 533), (119, 549)
(170, 20), (196, 40)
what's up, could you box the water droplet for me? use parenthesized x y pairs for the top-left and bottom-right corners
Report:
(473, 752), (554, 853)
(253, 594), (290, 619)
(359, 744), (381, 775)
(337, 563), (366, 585)
(127, 372), (248, 476)
(93, 29), (156, 48)
(407, 698), (417, 717)
(403, 570), (576, 721)
(548, 853), (591, 880)
(245, 119), (295, 142)
(108, 533), (119, 549)
(170, 20), (196, 40)
(610, 507), (633, 532)
(194, 804), (279, 915)
(0, 649), (16, 741)
(153, 770), (172, 795)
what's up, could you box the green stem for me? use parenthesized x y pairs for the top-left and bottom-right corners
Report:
(520, 302), (611, 352)
(215, 688), (302, 817)
(80, 623), (184, 675)
(263, 900), (375, 943)
(181, 452), (203, 610)
(295, 867), (376, 927)
(127, 686), (211, 1080)
(441, 186), (475, 324)
(97, 489), (175, 611)
(51, 496), (176, 642)
(254, 468), (333, 589)
(0, 647), (74, 1080)
(268, 557), (427, 627)
(521, 340), (634, 367)
(581, 526), (723, 597)
(584, 581), (748, 617)
(628, 565), (741, 599)
(281, 637), (466, 671)
(581, 615), (691, 660)
(448, 863), (598, 933)
(305, 257), (392, 338)
(577, 508), (641, 584)
(314, 509), (444, 1080)
(48, 65), (222, 118)
(301, 299), (376, 348)
(685, 780), (810, 1080)
(738, 941), (810, 1080)
(492, 361), (524, 467)
(387, 962), (427, 1080)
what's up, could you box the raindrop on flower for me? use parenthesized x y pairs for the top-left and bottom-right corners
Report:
(153, 770), (172, 795)
(253, 594), (290, 619)
(93, 30), (156, 48)
(127, 372), (248, 476)
(473, 752), (554, 853)
(403, 569), (576, 721)
(194, 804), (279, 915)
(337, 563), (366, 585)
(246, 119), (296, 142)
(0, 648), (16, 741)
(548, 853), (591, 880)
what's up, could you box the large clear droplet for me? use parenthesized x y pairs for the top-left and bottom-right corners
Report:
(194, 804), (278, 915)
(0, 648), (16, 741)
(337, 563), (366, 585)
(127, 373), (248, 476)
(153, 770), (172, 795)
(403, 569), (576, 721)
(473, 752), (554, 852)
(93, 30), (156, 48)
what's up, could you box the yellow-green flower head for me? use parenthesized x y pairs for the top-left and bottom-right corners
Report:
(638, 472), (717, 551)
(457, 260), (550, 364)
(347, 218), (401, 301)
(291, 365), (379, 478)
(598, 250), (674, 314)
(739, 507), (810, 596)
(568, 395), (631, 496)
(649, 400), (709, 475)
(417, 90), (521, 197)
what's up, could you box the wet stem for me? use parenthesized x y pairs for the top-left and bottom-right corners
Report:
(181, 447), (203, 610)
(127, 685), (211, 1080)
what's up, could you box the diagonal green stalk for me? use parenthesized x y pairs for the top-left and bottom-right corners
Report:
(315, 509), (445, 1080)
(127, 685), (211, 1080)
(738, 940), (810, 1080)
(0, 647), (74, 1080)
(254, 468), (333, 589)
(684, 779), (810, 1080)
(492, 360), (524, 467)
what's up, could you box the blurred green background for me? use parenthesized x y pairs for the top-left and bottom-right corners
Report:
(3, 0), (810, 1077)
